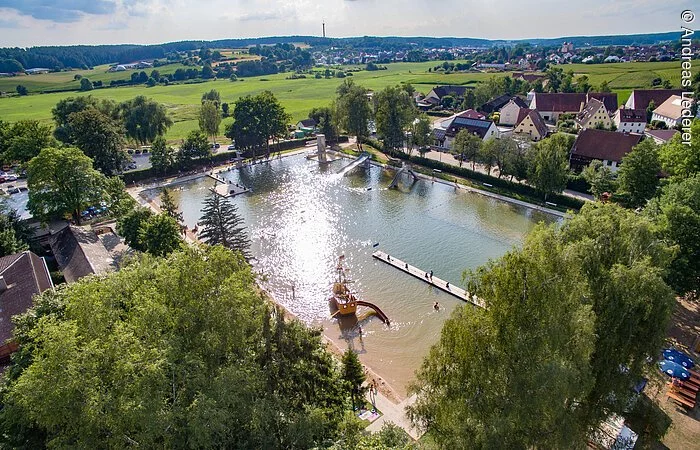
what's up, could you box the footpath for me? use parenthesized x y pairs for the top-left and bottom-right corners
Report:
(365, 390), (423, 440)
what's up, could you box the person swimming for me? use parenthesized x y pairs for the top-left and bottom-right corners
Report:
(433, 301), (440, 311)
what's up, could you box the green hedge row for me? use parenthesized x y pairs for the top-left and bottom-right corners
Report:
(362, 137), (584, 211)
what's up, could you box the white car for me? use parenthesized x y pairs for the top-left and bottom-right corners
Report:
(4, 175), (17, 182)
(227, 144), (236, 151)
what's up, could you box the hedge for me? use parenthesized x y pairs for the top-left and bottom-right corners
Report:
(361, 137), (584, 211)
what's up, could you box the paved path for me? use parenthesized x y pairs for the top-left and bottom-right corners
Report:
(365, 391), (423, 440)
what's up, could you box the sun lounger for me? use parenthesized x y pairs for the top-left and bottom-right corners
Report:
(667, 391), (695, 409)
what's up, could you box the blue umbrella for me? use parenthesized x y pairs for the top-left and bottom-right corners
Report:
(663, 349), (695, 369)
(659, 360), (690, 380)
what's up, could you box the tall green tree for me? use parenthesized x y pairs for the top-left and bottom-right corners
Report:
(117, 207), (154, 252)
(149, 136), (177, 174)
(256, 91), (290, 156)
(0, 120), (55, 164)
(527, 133), (573, 200)
(52, 96), (119, 144)
(0, 199), (29, 257)
(341, 349), (367, 411)
(198, 191), (251, 258)
(225, 92), (289, 157)
(409, 224), (596, 448)
(27, 147), (106, 224)
(616, 139), (661, 208)
(103, 176), (136, 218)
(375, 85), (416, 154)
(140, 213), (182, 257)
(335, 79), (372, 150)
(308, 106), (338, 143)
(646, 174), (700, 296)
(67, 108), (128, 175)
(659, 121), (700, 180)
(452, 129), (482, 169)
(178, 130), (210, 169)
(201, 89), (221, 108)
(582, 160), (617, 199)
(79, 78), (93, 91)
(198, 100), (221, 144)
(0, 246), (347, 448)
(410, 113), (432, 156)
(119, 96), (173, 145)
(160, 188), (183, 223)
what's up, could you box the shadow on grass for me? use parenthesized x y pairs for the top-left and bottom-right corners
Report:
(625, 395), (672, 450)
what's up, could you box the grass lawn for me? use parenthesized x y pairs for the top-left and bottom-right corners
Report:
(0, 60), (683, 142)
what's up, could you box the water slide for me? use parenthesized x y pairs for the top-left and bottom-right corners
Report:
(356, 300), (390, 325)
(389, 165), (418, 189)
(337, 152), (370, 176)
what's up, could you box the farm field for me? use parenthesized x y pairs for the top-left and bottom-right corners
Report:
(0, 60), (683, 142)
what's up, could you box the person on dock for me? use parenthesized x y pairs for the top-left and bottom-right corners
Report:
(387, 254), (391, 262)
(405, 263), (408, 270)
(429, 270), (433, 281)
(425, 272), (429, 279)
(433, 301), (440, 311)
(446, 282), (450, 290)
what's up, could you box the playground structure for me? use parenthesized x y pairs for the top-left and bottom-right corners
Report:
(329, 255), (390, 325)
(337, 152), (370, 176)
(306, 134), (342, 164)
(389, 162), (419, 189)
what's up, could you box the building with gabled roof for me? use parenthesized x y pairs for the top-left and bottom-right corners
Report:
(644, 129), (679, 145)
(587, 92), (618, 114)
(624, 89), (683, 110)
(498, 98), (529, 126)
(433, 116), (498, 149)
(651, 95), (687, 128)
(530, 93), (587, 121)
(424, 85), (470, 104)
(613, 107), (646, 134)
(513, 109), (549, 141)
(0, 251), (53, 362)
(569, 129), (643, 172)
(480, 94), (514, 114)
(576, 98), (611, 130)
(49, 225), (117, 283)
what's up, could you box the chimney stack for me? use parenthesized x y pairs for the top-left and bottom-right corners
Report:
(0, 276), (7, 293)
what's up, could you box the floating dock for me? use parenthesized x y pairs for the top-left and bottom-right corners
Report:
(208, 175), (250, 198)
(371, 250), (485, 308)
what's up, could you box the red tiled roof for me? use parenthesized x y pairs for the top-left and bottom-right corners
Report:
(457, 109), (486, 119)
(645, 129), (679, 143)
(616, 107), (646, 123)
(571, 129), (643, 163)
(532, 93), (586, 113)
(576, 98), (606, 126)
(516, 109), (548, 138)
(587, 92), (618, 114)
(628, 89), (683, 110)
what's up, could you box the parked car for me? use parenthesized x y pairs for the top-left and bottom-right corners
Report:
(4, 175), (17, 182)
(227, 144), (236, 151)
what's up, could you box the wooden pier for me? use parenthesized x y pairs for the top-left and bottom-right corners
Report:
(372, 250), (485, 308)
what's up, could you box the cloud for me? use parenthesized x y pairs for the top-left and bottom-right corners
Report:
(237, 10), (293, 22)
(0, 0), (117, 22)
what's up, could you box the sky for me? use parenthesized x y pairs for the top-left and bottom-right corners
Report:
(0, 0), (695, 47)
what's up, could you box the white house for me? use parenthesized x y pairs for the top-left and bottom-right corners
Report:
(651, 95), (686, 128)
(613, 107), (646, 134)
(498, 98), (529, 126)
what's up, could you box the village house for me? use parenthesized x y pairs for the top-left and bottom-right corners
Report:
(613, 107), (647, 134)
(530, 93), (587, 122)
(651, 95), (685, 128)
(624, 89), (683, 110)
(49, 225), (119, 283)
(424, 85), (470, 105)
(513, 109), (549, 141)
(0, 251), (53, 363)
(587, 93), (619, 115)
(498, 97), (530, 126)
(576, 98), (611, 129)
(511, 72), (548, 86)
(569, 129), (643, 172)
(480, 94), (515, 115)
(433, 116), (498, 149)
(644, 129), (679, 145)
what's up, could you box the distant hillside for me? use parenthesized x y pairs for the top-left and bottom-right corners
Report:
(0, 31), (687, 70)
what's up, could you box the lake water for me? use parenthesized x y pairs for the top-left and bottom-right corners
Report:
(143, 153), (557, 396)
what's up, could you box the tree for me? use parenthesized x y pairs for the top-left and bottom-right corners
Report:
(0, 120), (55, 164)
(409, 224), (595, 448)
(659, 121), (700, 180)
(198, 100), (221, 144)
(645, 175), (700, 296)
(375, 85), (416, 154)
(67, 108), (128, 175)
(0, 199), (29, 257)
(103, 176), (136, 218)
(335, 79), (372, 150)
(616, 139), (661, 208)
(27, 147), (106, 225)
(452, 129), (481, 169)
(225, 91), (289, 157)
(646, 100), (656, 123)
(341, 349), (367, 411)
(146, 77), (157, 87)
(140, 213), (182, 257)
(582, 160), (617, 199)
(201, 64), (215, 79)
(117, 207), (154, 252)
(256, 91), (290, 156)
(599, 80), (611, 92)
(485, 136), (518, 177)
(160, 188), (183, 223)
(149, 136), (176, 174)
(120, 96), (173, 145)
(0, 246), (347, 448)
(462, 89), (476, 109)
(15, 85), (27, 96)
(308, 106), (338, 143)
(79, 77), (93, 91)
(411, 114), (432, 155)
(221, 102), (230, 117)
(198, 191), (251, 258)
(201, 89), (221, 108)
(409, 203), (675, 447)
(528, 133), (573, 200)
(178, 130), (210, 169)
(52, 96), (118, 144)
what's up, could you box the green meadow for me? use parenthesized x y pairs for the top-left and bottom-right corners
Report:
(0, 60), (682, 142)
